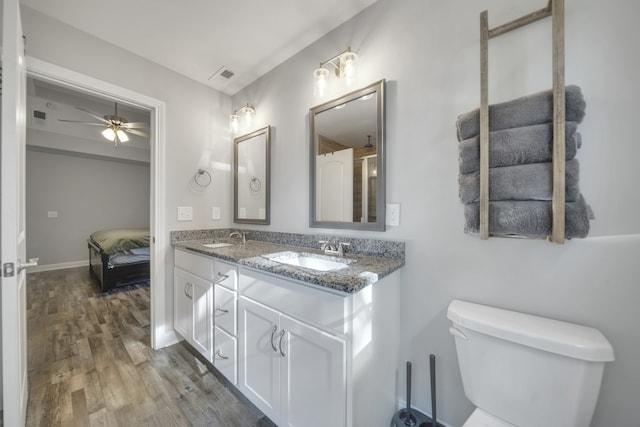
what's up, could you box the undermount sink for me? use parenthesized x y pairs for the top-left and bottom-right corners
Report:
(266, 251), (354, 272)
(202, 242), (234, 249)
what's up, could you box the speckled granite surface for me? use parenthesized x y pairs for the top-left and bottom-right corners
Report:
(171, 229), (405, 294)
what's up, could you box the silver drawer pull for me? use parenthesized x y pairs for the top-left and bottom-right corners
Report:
(215, 305), (229, 313)
(278, 329), (286, 357)
(270, 325), (278, 352)
(215, 350), (229, 360)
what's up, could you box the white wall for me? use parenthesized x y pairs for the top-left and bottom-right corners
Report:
(25, 141), (150, 267)
(232, 0), (640, 425)
(21, 6), (233, 344)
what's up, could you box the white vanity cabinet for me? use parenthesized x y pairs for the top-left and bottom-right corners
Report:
(174, 249), (239, 383)
(237, 266), (400, 427)
(238, 296), (347, 427)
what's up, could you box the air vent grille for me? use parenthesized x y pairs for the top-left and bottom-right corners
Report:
(33, 110), (46, 120)
(220, 69), (235, 79)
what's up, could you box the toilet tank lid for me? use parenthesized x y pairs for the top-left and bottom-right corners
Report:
(447, 300), (615, 362)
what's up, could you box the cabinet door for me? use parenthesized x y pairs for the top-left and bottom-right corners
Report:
(214, 326), (237, 384)
(238, 297), (281, 424)
(191, 277), (214, 361)
(173, 268), (193, 341)
(280, 314), (347, 427)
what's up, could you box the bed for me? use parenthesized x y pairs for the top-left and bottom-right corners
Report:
(88, 228), (150, 292)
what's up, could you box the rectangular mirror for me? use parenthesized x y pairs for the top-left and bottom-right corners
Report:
(234, 126), (270, 224)
(309, 80), (385, 231)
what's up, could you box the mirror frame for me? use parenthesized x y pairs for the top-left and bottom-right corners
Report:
(309, 79), (386, 231)
(234, 125), (271, 225)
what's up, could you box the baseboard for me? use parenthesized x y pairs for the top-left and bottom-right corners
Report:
(29, 260), (88, 273)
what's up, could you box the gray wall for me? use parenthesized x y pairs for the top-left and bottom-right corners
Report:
(232, 0), (640, 426)
(26, 133), (150, 266)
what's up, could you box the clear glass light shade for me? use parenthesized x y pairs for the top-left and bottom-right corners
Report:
(242, 106), (255, 127)
(314, 67), (330, 97)
(342, 51), (357, 86)
(230, 114), (239, 134)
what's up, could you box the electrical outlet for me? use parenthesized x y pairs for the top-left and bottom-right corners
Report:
(212, 206), (221, 220)
(177, 206), (193, 221)
(386, 203), (400, 226)
(47, 211), (58, 218)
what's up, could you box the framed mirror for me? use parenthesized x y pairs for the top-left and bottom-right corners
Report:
(234, 126), (270, 224)
(309, 80), (385, 231)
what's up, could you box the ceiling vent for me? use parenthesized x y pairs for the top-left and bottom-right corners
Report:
(208, 66), (235, 81)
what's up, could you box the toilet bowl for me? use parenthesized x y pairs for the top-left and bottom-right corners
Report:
(448, 300), (614, 427)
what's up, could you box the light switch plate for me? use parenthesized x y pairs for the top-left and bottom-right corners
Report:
(212, 206), (221, 220)
(386, 203), (400, 226)
(47, 211), (58, 218)
(177, 206), (193, 221)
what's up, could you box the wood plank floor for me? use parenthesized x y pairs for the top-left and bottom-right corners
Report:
(25, 267), (275, 427)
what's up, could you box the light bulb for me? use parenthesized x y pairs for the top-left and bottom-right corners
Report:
(314, 67), (330, 97)
(243, 106), (255, 127)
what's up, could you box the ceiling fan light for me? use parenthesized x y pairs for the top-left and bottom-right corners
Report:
(116, 129), (129, 142)
(102, 127), (116, 141)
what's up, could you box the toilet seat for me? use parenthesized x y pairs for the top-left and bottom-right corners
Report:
(462, 408), (515, 427)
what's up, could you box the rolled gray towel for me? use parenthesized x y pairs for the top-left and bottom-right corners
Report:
(456, 85), (586, 141)
(463, 194), (592, 238)
(458, 122), (580, 174)
(458, 159), (580, 204)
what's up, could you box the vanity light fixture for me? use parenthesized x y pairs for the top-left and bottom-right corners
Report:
(230, 103), (256, 134)
(313, 46), (358, 97)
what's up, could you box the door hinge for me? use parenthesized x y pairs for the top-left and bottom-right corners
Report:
(3, 262), (15, 277)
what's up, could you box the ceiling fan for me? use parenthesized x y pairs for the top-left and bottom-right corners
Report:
(58, 102), (149, 147)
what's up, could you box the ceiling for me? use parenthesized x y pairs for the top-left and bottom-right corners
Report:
(21, 0), (378, 95)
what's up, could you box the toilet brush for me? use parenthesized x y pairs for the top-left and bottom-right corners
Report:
(400, 361), (417, 426)
(430, 354), (437, 427)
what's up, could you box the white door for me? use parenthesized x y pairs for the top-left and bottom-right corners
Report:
(238, 297), (281, 424)
(280, 314), (347, 427)
(1, 0), (31, 424)
(316, 148), (354, 222)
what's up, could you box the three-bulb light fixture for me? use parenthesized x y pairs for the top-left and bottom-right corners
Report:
(230, 103), (256, 134)
(313, 47), (358, 98)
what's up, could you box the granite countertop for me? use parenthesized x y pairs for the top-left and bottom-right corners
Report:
(173, 238), (404, 294)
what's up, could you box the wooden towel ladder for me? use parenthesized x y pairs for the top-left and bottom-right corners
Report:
(479, 0), (566, 243)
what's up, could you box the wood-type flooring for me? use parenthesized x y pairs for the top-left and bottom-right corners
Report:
(25, 267), (274, 427)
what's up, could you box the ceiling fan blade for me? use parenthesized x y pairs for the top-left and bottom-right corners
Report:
(123, 128), (150, 138)
(73, 106), (110, 124)
(121, 122), (149, 129)
(57, 119), (106, 126)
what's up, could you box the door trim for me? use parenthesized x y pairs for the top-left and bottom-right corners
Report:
(25, 56), (174, 349)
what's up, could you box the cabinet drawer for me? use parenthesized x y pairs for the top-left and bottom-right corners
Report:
(214, 326), (237, 385)
(239, 268), (348, 334)
(175, 249), (213, 280)
(214, 284), (237, 336)
(213, 259), (238, 290)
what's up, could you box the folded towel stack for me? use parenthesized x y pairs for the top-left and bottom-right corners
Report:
(455, 85), (593, 239)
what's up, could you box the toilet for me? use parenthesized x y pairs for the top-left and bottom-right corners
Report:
(447, 300), (614, 427)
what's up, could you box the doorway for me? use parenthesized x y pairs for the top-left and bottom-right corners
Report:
(26, 57), (168, 350)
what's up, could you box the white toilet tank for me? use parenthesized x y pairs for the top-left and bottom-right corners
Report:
(447, 300), (614, 427)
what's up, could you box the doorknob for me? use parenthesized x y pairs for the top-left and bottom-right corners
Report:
(17, 258), (39, 273)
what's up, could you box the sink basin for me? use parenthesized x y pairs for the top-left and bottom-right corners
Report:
(266, 251), (354, 272)
(202, 242), (234, 249)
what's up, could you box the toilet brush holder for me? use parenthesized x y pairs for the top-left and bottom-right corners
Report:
(391, 362), (430, 427)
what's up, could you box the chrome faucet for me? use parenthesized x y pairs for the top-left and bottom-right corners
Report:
(319, 238), (350, 257)
(229, 231), (246, 244)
